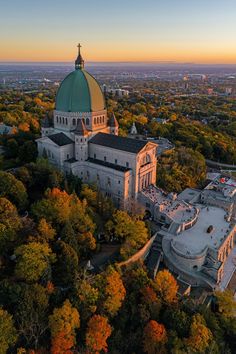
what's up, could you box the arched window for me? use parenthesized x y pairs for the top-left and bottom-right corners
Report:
(66, 118), (68, 125)
(103, 116), (105, 123)
(99, 116), (102, 124)
(94, 117), (97, 124)
(146, 154), (151, 163)
(86, 118), (89, 126)
(59, 117), (62, 124)
(63, 117), (65, 124)
(73, 118), (76, 125)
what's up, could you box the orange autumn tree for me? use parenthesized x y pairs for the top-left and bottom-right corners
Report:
(103, 267), (126, 317)
(86, 315), (112, 354)
(49, 299), (80, 354)
(143, 320), (167, 354)
(155, 269), (178, 303)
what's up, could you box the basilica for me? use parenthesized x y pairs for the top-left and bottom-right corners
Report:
(37, 46), (157, 209)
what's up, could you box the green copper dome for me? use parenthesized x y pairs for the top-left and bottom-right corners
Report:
(55, 69), (106, 113)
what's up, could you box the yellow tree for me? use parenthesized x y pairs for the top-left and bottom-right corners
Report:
(15, 242), (55, 282)
(49, 299), (80, 354)
(104, 267), (126, 317)
(155, 269), (178, 303)
(37, 218), (56, 242)
(185, 314), (212, 353)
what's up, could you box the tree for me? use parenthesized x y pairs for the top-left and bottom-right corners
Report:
(86, 314), (112, 354)
(15, 242), (55, 282)
(214, 290), (236, 318)
(185, 314), (212, 353)
(0, 171), (28, 209)
(37, 218), (56, 243)
(162, 307), (190, 337)
(49, 299), (80, 354)
(32, 189), (96, 256)
(143, 320), (167, 354)
(53, 241), (78, 286)
(106, 210), (149, 259)
(18, 141), (38, 163)
(155, 270), (178, 303)
(120, 220), (149, 259)
(0, 197), (21, 253)
(76, 279), (99, 321)
(103, 267), (126, 317)
(16, 284), (49, 349)
(0, 307), (17, 354)
(140, 286), (161, 321)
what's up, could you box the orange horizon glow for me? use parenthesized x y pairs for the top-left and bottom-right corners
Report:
(1, 42), (236, 64)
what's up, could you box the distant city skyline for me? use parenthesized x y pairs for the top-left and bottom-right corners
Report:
(1, 0), (236, 64)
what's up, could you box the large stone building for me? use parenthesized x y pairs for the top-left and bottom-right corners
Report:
(140, 185), (236, 289)
(36, 45), (157, 209)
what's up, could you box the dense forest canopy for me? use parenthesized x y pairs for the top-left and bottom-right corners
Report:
(0, 86), (236, 352)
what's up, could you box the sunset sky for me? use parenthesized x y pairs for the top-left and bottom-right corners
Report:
(1, 0), (236, 63)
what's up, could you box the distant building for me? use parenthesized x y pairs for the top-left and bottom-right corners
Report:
(153, 117), (169, 124)
(0, 123), (17, 135)
(102, 85), (129, 97)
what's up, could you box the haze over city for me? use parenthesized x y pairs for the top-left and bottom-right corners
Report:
(1, 0), (236, 64)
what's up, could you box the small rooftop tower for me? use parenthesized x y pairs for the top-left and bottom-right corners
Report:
(130, 122), (138, 135)
(109, 113), (119, 136)
(75, 43), (84, 70)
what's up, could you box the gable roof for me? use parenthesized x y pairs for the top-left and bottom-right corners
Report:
(89, 133), (148, 153)
(48, 132), (73, 146)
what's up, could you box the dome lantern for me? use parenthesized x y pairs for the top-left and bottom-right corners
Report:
(75, 43), (84, 70)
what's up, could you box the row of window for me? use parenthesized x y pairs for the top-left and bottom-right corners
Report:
(93, 154), (129, 168)
(94, 116), (105, 125)
(56, 116), (90, 126)
(55, 116), (106, 126)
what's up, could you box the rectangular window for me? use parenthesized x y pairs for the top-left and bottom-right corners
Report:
(126, 162), (129, 167)
(115, 159), (117, 164)
(104, 156), (107, 162)
(94, 153), (96, 159)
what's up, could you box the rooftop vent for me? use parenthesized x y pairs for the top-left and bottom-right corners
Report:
(207, 225), (214, 234)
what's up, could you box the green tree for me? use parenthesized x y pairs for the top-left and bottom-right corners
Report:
(53, 240), (78, 286)
(0, 171), (28, 210)
(18, 141), (38, 163)
(0, 307), (17, 354)
(15, 242), (55, 282)
(16, 284), (49, 349)
(215, 290), (236, 318)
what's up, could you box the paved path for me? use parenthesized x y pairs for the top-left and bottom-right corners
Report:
(206, 159), (236, 170)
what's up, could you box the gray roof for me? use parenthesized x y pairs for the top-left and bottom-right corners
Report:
(87, 158), (130, 172)
(48, 132), (73, 146)
(89, 132), (148, 153)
